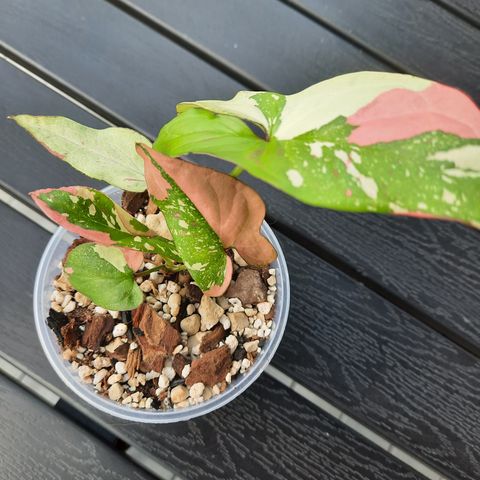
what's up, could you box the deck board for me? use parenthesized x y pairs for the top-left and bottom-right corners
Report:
(0, 375), (154, 480)
(3, 0), (480, 354)
(0, 203), (424, 480)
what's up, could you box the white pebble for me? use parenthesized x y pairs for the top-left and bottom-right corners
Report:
(130, 342), (138, 350)
(225, 334), (239, 354)
(155, 377), (168, 394)
(171, 385), (188, 404)
(145, 370), (160, 381)
(61, 294), (72, 308)
(93, 369), (108, 385)
(140, 280), (154, 292)
(162, 366), (176, 381)
(244, 308), (256, 317)
(167, 281), (180, 293)
(94, 306), (108, 314)
(244, 340), (259, 353)
(257, 302), (272, 315)
(269, 268), (276, 275)
(112, 323), (128, 338)
(186, 304), (196, 315)
(219, 314), (231, 330)
(212, 385), (221, 396)
(267, 276), (276, 286)
(241, 358), (251, 370)
(181, 365), (191, 378)
(78, 365), (93, 381)
(225, 373), (232, 384)
(108, 383), (123, 401)
(115, 361), (127, 374)
(93, 356), (111, 369)
(107, 373), (123, 385)
(267, 294), (275, 304)
(253, 318), (263, 329)
(63, 300), (76, 313)
(137, 373), (146, 386)
(108, 310), (120, 319)
(168, 293), (181, 317)
(189, 382), (205, 399)
(173, 344), (183, 355)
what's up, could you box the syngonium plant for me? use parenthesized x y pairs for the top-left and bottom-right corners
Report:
(11, 72), (480, 311)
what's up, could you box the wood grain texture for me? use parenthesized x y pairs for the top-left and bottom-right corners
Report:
(0, 206), (423, 480)
(0, 199), (476, 479)
(0, 0), (242, 135)
(122, 0), (391, 93)
(437, 0), (480, 24)
(287, 0), (480, 100)
(0, 376), (153, 480)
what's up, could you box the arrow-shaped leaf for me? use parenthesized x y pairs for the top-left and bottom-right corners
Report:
(65, 243), (143, 311)
(156, 72), (480, 227)
(11, 115), (149, 192)
(137, 144), (232, 296)
(31, 186), (180, 261)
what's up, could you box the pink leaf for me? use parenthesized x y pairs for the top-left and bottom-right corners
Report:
(348, 83), (480, 146)
(138, 145), (277, 266)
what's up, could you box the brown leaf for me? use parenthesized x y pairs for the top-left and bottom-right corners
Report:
(137, 145), (277, 266)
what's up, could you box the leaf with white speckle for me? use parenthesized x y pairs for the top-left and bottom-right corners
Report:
(156, 72), (480, 227)
(138, 144), (232, 296)
(31, 186), (180, 261)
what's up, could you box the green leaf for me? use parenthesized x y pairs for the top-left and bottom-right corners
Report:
(31, 186), (181, 261)
(11, 115), (149, 191)
(156, 72), (480, 227)
(138, 144), (232, 295)
(65, 243), (143, 311)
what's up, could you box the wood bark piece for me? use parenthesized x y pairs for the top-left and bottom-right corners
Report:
(186, 345), (232, 387)
(132, 303), (181, 372)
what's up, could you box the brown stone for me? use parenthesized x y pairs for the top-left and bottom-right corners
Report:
(227, 312), (249, 332)
(225, 269), (267, 305)
(81, 314), (114, 350)
(121, 190), (149, 215)
(185, 284), (203, 303)
(186, 345), (232, 387)
(200, 324), (226, 353)
(172, 353), (187, 376)
(132, 303), (181, 372)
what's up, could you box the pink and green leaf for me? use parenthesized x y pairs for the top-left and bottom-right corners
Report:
(65, 243), (143, 311)
(156, 72), (480, 227)
(31, 186), (181, 261)
(11, 115), (149, 191)
(137, 144), (232, 296)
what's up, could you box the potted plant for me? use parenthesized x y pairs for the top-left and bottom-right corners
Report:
(12, 72), (479, 422)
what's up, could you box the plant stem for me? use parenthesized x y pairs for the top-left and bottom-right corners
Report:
(134, 265), (164, 277)
(229, 165), (244, 178)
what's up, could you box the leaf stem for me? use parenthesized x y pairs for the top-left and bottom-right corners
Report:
(134, 263), (185, 277)
(229, 165), (244, 178)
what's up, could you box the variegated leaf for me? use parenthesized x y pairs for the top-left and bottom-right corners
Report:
(65, 243), (143, 310)
(31, 186), (181, 261)
(156, 72), (480, 227)
(137, 144), (232, 296)
(11, 115), (149, 191)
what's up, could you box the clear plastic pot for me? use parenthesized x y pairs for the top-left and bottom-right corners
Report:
(33, 186), (290, 422)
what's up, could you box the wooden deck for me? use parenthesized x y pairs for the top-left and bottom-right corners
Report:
(1, 1), (479, 479)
